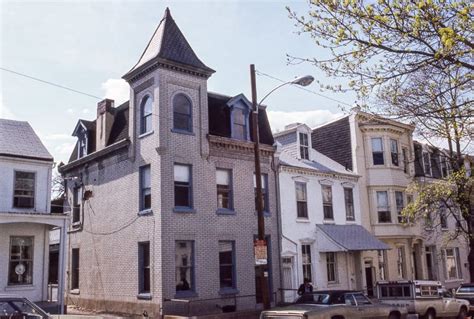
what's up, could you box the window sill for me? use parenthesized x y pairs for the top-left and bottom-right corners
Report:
(323, 219), (335, 224)
(5, 285), (35, 291)
(216, 208), (236, 215)
(296, 218), (310, 223)
(219, 288), (239, 296)
(173, 207), (196, 214)
(138, 209), (153, 216)
(139, 131), (154, 139)
(174, 291), (198, 299)
(345, 219), (356, 223)
(171, 128), (195, 136)
(69, 289), (80, 295)
(137, 293), (152, 300)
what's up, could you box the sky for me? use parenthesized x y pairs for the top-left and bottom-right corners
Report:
(0, 0), (357, 164)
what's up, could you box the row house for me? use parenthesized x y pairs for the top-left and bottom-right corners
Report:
(312, 109), (470, 293)
(59, 8), (280, 316)
(413, 141), (471, 289)
(0, 119), (67, 310)
(275, 123), (389, 301)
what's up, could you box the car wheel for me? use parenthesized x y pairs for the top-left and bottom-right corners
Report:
(388, 312), (400, 319)
(424, 309), (436, 319)
(457, 306), (467, 319)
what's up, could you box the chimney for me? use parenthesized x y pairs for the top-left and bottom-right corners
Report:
(96, 99), (115, 151)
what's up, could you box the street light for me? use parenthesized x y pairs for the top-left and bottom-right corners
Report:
(250, 64), (313, 310)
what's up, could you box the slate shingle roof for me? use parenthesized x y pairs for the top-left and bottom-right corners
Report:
(124, 8), (214, 79)
(317, 224), (390, 251)
(0, 119), (53, 161)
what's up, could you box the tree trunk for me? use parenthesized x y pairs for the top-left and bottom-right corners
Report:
(469, 237), (474, 282)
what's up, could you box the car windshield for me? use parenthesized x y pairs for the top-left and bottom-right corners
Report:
(458, 286), (474, 293)
(296, 293), (331, 304)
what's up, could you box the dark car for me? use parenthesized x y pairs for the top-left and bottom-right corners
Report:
(455, 283), (474, 315)
(260, 290), (409, 319)
(0, 295), (51, 319)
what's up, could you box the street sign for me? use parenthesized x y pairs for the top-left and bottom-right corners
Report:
(254, 239), (267, 265)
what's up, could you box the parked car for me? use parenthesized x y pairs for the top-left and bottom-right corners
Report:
(376, 280), (469, 319)
(0, 295), (51, 319)
(260, 290), (409, 319)
(455, 283), (474, 315)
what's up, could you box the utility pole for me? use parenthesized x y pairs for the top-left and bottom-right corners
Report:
(250, 64), (270, 310)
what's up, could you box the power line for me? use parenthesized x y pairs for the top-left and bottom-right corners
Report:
(255, 70), (352, 107)
(0, 67), (102, 100)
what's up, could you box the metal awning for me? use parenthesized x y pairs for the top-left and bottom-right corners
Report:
(316, 224), (390, 252)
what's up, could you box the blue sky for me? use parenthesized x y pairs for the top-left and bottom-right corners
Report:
(1, 0), (356, 164)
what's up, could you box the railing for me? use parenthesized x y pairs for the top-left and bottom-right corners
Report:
(162, 292), (277, 317)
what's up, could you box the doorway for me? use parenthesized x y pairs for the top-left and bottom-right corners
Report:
(365, 262), (374, 297)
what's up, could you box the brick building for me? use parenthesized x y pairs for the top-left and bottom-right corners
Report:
(59, 8), (280, 316)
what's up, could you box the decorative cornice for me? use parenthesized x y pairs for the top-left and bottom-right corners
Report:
(208, 134), (274, 157)
(280, 164), (359, 182)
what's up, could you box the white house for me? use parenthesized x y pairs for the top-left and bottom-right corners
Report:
(275, 123), (388, 301)
(0, 119), (67, 311)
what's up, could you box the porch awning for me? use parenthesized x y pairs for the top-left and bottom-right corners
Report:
(316, 224), (390, 252)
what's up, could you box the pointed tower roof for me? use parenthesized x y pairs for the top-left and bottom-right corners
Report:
(123, 8), (215, 81)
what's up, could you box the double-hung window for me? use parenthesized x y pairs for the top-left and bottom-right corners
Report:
(444, 248), (462, 280)
(301, 244), (312, 282)
(140, 96), (153, 135)
(138, 242), (150, 294)
(423, 152), (432, 176)
(173, 94), (192, 132)
(216, 169), (232, 210)
(8, 237), (33, 285)
(175, 241), (194, 293)
(174, 164), (192, 209)
(13, 171), (35, 208)
(326, 252), (337, 283)
(254, 174), (269, 213)
(440, 205), (448, 229)
(232, 108), (247, 140)
(322, 185), (333, 220)
(299, 132), (309, 160)
(344, 187), (355, 221)
(219, 241), (236, 290)
(395, 191), (405, 223)
(390, 139), (399, 166)
(71, 248), (79, 290)
(397, 246), (406, 278)
(295, 182), (308, 218)
(72, 187), (81, 224)
(140, 165), (151, 211)
(377, 191), (391, 223)
(372, 138), (384, 165)
(402, 147), (409, 174)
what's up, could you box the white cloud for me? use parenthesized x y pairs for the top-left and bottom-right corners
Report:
(267, 109), (343, 133)
(101, 78), (129, 105)
(0, 94), (15, 119)
(82, 108), (90, 114)
(66, 108), (74, 114)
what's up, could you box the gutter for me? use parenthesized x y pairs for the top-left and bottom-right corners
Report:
(59, 139), (129, 173)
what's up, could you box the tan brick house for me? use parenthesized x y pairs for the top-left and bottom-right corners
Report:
(59, 8), (280, 317)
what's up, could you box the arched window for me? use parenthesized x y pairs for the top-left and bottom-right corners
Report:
(173, 94), (192, 132)
(140, 96), (153, 134)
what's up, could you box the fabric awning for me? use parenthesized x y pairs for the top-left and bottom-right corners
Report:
(316, 224), (390, 252)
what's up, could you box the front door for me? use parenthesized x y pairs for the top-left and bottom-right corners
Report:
(365, 264), (374, 297)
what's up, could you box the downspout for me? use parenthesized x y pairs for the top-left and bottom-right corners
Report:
(272, 153), (284, 303)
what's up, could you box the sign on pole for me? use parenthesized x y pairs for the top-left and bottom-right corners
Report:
(254, 239), (267, 265)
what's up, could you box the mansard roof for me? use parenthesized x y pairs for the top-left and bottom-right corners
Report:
(123, 8), (214, 81)
(0, 119), (53, 162)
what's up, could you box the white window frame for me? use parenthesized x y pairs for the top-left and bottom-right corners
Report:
(299, 132), (309, 160)
(422, 151), (432, 177)
(326, 252), (337, 283)
(371, 137), (384, 165)
(301, 244), (312, 282)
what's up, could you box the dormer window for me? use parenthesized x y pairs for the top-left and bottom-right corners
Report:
(227, 94), (251, 141)
(140, 95), (153, 135)
(173, 93), (192, 133)
(79, 138), (87, 158)
(76, 126), (88, 159)
(299, 133), (309, 160)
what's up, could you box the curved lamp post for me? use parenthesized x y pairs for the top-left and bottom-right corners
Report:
(250, 64), (313, 310)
